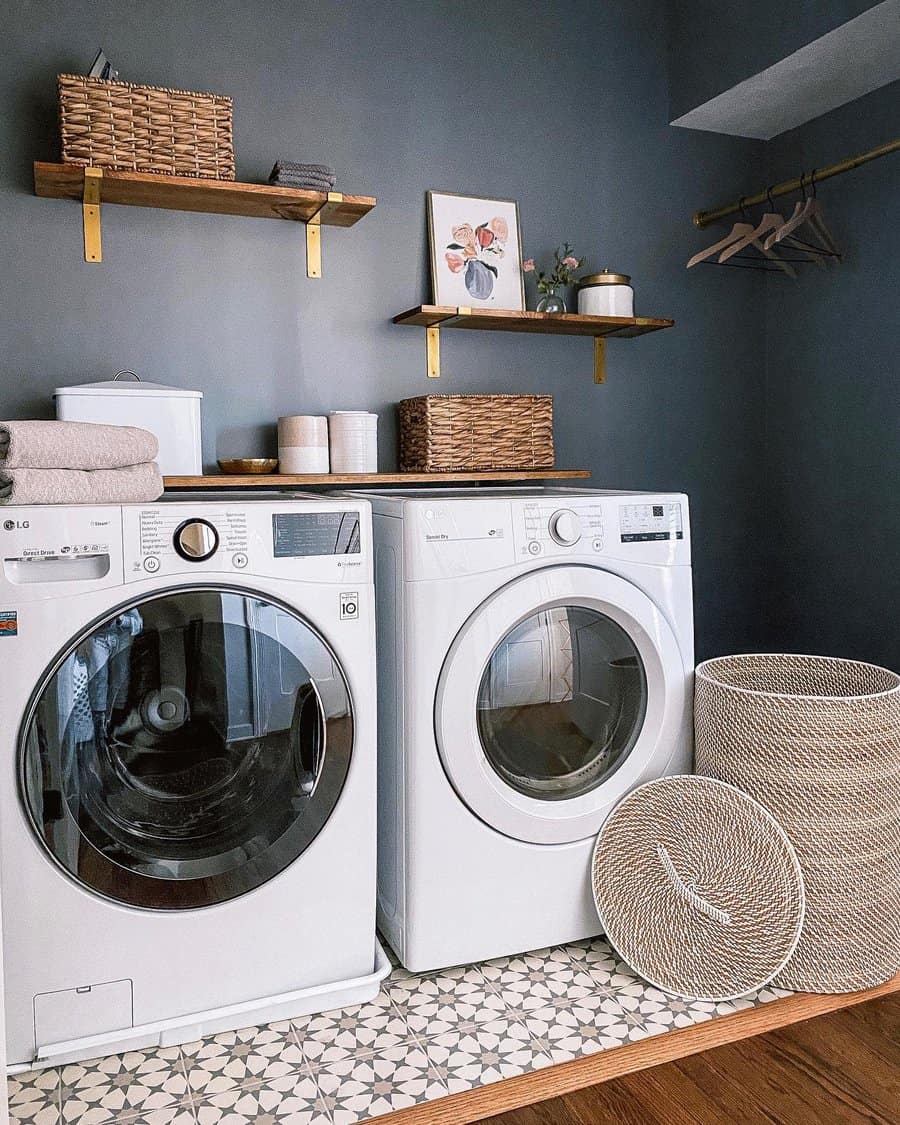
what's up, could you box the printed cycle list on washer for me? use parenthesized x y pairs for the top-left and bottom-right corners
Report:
(620, 503), (683, 542)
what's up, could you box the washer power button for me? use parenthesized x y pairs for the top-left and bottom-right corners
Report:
(143, 556), (160, 573)
(527, 540), (542, 556)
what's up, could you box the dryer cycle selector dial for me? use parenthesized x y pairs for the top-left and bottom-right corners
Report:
(173, 518), (219, 562)
(548, 509), (582, 547)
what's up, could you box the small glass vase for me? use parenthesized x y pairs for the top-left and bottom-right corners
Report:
(536, 288), (566, 314)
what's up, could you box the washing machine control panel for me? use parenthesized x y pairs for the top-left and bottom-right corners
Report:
(516, 500), (604, 558)
(122, 502), (368, 583)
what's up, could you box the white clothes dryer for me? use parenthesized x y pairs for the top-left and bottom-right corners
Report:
(0, 496), (378, 1068)
(348, 487), (694, 973)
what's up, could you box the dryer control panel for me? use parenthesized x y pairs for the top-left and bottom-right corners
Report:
(516, 499), (605, 559)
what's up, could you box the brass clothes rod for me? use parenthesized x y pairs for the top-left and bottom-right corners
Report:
(693, 137), (900, 228)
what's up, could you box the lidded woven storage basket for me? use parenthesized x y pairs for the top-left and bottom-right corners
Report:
(695, 654), (900, 993)
(592, 775), (805, 1001)
(58, 74), (235, 180)
(398, 394), (553, 472)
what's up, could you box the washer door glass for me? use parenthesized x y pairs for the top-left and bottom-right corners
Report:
(477, 606), (647, 800)
(20, 587), (353, 910)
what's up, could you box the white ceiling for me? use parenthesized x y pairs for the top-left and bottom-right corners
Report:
(671, 0), (900, 140)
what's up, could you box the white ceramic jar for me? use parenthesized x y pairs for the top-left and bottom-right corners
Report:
(328, 411), (378, 473)
(577, 271), (634, 318)
(278, 415), (330, 474)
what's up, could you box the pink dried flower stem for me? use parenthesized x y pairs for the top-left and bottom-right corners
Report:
(523, 242), (586, 294)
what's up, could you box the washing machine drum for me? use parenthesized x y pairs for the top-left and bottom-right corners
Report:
(20, 587), (353, 910)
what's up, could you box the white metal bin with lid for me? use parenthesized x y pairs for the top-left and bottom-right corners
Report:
(54, 371), (203, 475)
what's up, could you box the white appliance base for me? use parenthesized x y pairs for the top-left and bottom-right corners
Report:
(9, 940), (390, 1074)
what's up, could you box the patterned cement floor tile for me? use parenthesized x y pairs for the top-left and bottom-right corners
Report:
(421, 1017), (552, 1091)
(194, 1072), (330, 1124)
(387, 966), (506, 1037)
(120, 1108), (197, 1125)
(564, 935), (620, 975)
(181, 1024), (306, 1098)
(293, 992), (414, 1065)
(481, 946), (575, 979)
(8, 1068), (61, 1125)
(315, 1043), (446, 1123)
(518, 996), (633, 1060)
(9, 938), (794, 1125)
(60, 1047), (188, 1123)
(481, 950), (600, 1011)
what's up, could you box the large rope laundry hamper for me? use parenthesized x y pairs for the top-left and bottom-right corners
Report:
(591, 776), (805, 1002)
(695, 654), (900, 993)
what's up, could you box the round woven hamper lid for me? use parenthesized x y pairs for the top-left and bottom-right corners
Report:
(592, 775), (805, 1002)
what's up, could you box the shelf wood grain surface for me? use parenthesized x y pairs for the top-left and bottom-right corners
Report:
(164, 470), (591, 489)
(379, 975), (900, 1125)
(33, 162), (376, 226)
(393, 304), (674, 338)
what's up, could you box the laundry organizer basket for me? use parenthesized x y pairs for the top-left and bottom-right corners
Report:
(58, 74), (235, 180)
(398, 394), (553, 472)
(695, 654), (900, 993)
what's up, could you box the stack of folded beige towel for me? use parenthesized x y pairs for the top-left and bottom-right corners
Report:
(0, 421), (163, 505)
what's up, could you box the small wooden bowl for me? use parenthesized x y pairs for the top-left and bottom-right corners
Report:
(217, 458), (279, 474)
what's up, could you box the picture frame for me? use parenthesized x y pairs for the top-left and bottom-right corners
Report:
(427, 190), (525, 311)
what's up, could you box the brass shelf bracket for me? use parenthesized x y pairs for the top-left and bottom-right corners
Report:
(305, 192), (344, 278)
(425, 309), (472, 377)
(83, 167), (102, 263)
(426, 326), (441, 377)
(593, 337), (607, 384)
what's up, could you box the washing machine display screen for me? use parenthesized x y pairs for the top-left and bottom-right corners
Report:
(20, 588), (353, 910)
(476, 606), (647, 799)
(272, 512), (361, 557)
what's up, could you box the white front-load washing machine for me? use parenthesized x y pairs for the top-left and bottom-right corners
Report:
(349, 487), (694, 972)
(0, 495), (377, 1068)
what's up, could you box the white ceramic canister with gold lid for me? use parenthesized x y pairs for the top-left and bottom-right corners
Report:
(577, 270), (634, 317)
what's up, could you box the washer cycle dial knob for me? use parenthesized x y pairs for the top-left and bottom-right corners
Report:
(548, 509), (581, 547)
(173, 518), (219, 562)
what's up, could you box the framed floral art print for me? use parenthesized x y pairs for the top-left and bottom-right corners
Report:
(427, 190), (525, 311)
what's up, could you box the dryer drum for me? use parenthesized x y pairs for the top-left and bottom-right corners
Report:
(476, 606), (648, 801)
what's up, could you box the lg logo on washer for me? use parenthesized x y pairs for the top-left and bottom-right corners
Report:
(3, 519), (29, 530)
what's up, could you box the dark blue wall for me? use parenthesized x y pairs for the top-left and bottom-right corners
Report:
(763, 80), (900, 671)
(0, 0), (770, 662)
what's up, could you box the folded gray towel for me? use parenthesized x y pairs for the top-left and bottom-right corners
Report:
(274, 180), (337, 193)
(270, 161), (335, 177)
(0, 420), (159, 470)
(270, 174), (336, 189)
(0, 463), (164, 505)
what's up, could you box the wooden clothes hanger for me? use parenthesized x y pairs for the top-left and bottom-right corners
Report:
(719, 189), (786, 262)
(764, 170), (841, 261)
(686, 218), (756, 268)
(687, 198), (798, 276)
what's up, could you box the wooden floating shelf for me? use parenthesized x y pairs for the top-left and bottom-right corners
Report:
(393, 304), (675, 382)
(164, 470), (591, 489)
(33, 162), (376, 276)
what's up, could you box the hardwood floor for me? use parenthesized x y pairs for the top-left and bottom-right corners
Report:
(485, 994), (899, 1124)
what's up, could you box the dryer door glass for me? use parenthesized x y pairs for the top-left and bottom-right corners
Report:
(477, 606), (647, 799)
(20, 588), (353, 910)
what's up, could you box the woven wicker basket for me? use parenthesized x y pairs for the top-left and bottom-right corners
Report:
(398, 394), (553, 472)
(58, 74), (235, 180)
(695, 654), (900, 993)
(592, 776), (805, 1002)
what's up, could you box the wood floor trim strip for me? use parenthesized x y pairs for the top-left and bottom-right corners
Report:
(381, 976), (900, 1124)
